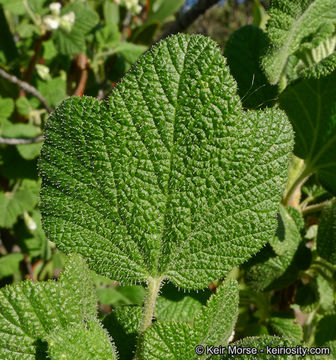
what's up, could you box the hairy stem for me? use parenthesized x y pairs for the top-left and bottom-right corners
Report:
(135, 276), (163, 360)
(302, 200), (331, 215)
(283, 164), (311, 207)
(140, 276), (163, 333)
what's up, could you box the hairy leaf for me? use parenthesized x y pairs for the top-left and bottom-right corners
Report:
(279, 70), (336, 194)
(0, 254), (97, 359)
(263, 0), (336, 85)
(47, 319), (117, 360)
(155, 282), (211, 323)
(268, 312), (303, 342)
(39, 34), (293, 289)
(225, 25), (277, 109)
(103, 306), (142, 360)
(317, 199), (336, 263)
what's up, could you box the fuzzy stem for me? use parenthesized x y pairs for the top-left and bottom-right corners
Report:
(135, 276), (163, 360)
(283, 164), (311, 207)
(302, 200), (331, 216)
(140, 276), (162, 333)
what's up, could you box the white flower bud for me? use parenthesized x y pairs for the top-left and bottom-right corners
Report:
(43, 16), (60, 30)
(49, 2), (62, 15)
(23, 212), (37, 231)
(60, 12), (76, 32)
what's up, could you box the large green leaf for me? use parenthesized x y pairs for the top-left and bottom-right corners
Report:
(0, 254), (98, 359)
(279, 70), (336, 194)
(141, 279), (239, 360)
(47, 319), (117, 360)
(225, 25), (277, 109)
(39, 34), (293, 289)
(317, 199), (336, 263)
(262, 0), (336, 86)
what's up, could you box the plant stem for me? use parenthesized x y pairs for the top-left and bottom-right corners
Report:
(140, 276), (163, 333)
(283, 164), (311, 207)
(302, 200), (331, 215)
(0, 68), (52, 113)
(135, 276), (163, 360)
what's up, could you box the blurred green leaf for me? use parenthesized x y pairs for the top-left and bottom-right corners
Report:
(103, 0), (119, 25)
(295, 281), (320, 313)
(2, 123), (42, 160)
(38, 76), (66, 107)
(268, 312), (303, 342)
(0, 97), (14, 122)
(96, 24), (121, 50)
(147, 0), (184, 23)
(0, 0), (25, 15)
(0, 180), (39, 228)
(53, 3), (99, 56)
(0, 6), (19, 63)
(0, 253), (24, 279)
(96, 285), (145, 306)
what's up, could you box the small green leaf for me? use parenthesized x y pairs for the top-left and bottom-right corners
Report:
(39, 34), (293, 289)
(103, 0), (119, 25)
(38, 77), (66, 107)
(47, 319), (118, 360)
(195, 279), (238, 347)
(245, 205), (302, 291)
(147, 0), (184, 23)
(53, 3), (99, 56)
(0, 254), (98, 359)
(155, 282), (211, 323)
(268, 312), (303, 342)
(317, 199), (336, 263)
(96, 24), (121, 50)
(279, 70), (336, 194)
(0, 97), (14, 122)
(0, 253), (24, 279)
(0, 180), (39, 228)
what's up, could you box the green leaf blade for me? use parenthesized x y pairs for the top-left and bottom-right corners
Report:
(40, 34), (293, 289)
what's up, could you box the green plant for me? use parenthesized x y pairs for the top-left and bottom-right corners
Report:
(1, 0), (336, 359)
